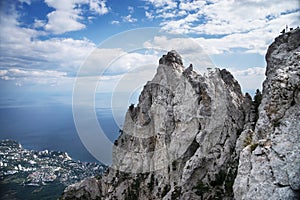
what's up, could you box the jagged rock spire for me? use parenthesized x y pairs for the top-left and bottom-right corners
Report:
(159, 50), (183, 66)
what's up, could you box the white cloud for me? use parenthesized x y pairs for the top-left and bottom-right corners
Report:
(44, 0), (109, 34)
(111, 20), (120, 25)
(200, 11), (299, 55)
(189, 0), (299, 35)
(31, 37), (95, 68)
(45, 10), (86, 34)
(230, 67), (266, 92)
(145, 0), (300, 55)
(143, 36), (216, 70)
(145, 11), (154, 20)
(156, 11), (299, 55)
(230, 67), (265, 77)
(18, 0), (31, 4)
(73, 49), (160, 95)
(89, 0), (109, 15)
(144, 36), (203, 54)
(122, 14), (138, 23)
(128, 6), (134, 13)
(33, 19), (46, 28)
(179, 0), (205, 11)
(0, 70), (8, 76)
(0, 68), (67, 78)
(80, 48), (159, 77)
(108, 52), (159, 75)
(0, 10), (96, 77)
(79, 48), (125, 76)
(145, 0), (177, 10)
(2, 76), (16, 81)
(142, 34), (267, 92)
(0, 8), (159, 88)
(0, 68), (69, 86)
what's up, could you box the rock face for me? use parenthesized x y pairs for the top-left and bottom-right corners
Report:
(233, 28), (300, 199)
(103, 50), (246, 200)
(61, 28), (300, 200)
(62, 49), (247, 200)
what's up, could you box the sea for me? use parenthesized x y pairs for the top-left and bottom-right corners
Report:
(0, 96), (124, 164)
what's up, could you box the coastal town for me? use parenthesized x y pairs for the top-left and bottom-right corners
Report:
(0, 139), (106, 199)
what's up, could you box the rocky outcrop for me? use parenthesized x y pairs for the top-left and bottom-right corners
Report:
(61, 28), (300, 200)
(61, 177), (102, 200)
(233, 28), (300, 199)
(105, 50), (247, 200)
(62, 50), (248, 200)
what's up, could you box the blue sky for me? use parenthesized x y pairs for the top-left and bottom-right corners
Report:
(0, 0), (299, 106)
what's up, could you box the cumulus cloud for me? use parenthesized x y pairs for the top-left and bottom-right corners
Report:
(45, 10), (86, 34)
(145, 11), (154, 20)
(79, 48), (159, 77)
(0, 8), (96, 83)
(44, 0), (84, 34)
(0, 7), (159, 88)
(145, 0), (177, 10)
(44, 0), (109, 34)
(111, 20), (120, 25)
(122, 14), (138, 23)
(179, 0), (205, 11)
(89, 0), (109, 15)
(153, 0), (299, 35)
(145, 0), (300, 55)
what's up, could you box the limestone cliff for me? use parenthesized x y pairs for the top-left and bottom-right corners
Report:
(102, 50), (246, 200)
(61, 28), (300, 200)
(233, 28), (300, 199)
(62, 50), (247, 200)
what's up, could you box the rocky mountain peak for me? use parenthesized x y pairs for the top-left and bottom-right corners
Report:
(61, 29), (300, 200)
(159, 50), (184, 72)
(63, 50), (247, 199)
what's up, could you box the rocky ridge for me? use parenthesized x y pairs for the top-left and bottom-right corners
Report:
(233, 28), (300, 199)
(62, 28), (300, 200)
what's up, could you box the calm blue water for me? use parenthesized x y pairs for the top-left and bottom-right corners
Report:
(0, 104), (121, 164)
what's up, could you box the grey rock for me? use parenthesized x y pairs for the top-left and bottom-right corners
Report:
(61, 177), (101, 200)
(62, 28), (300, 200)
(159, 50), (183, 66)
(90, 50), (246, 199)
(243, 93), (256, 130)
(233, 28), (300, 200)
